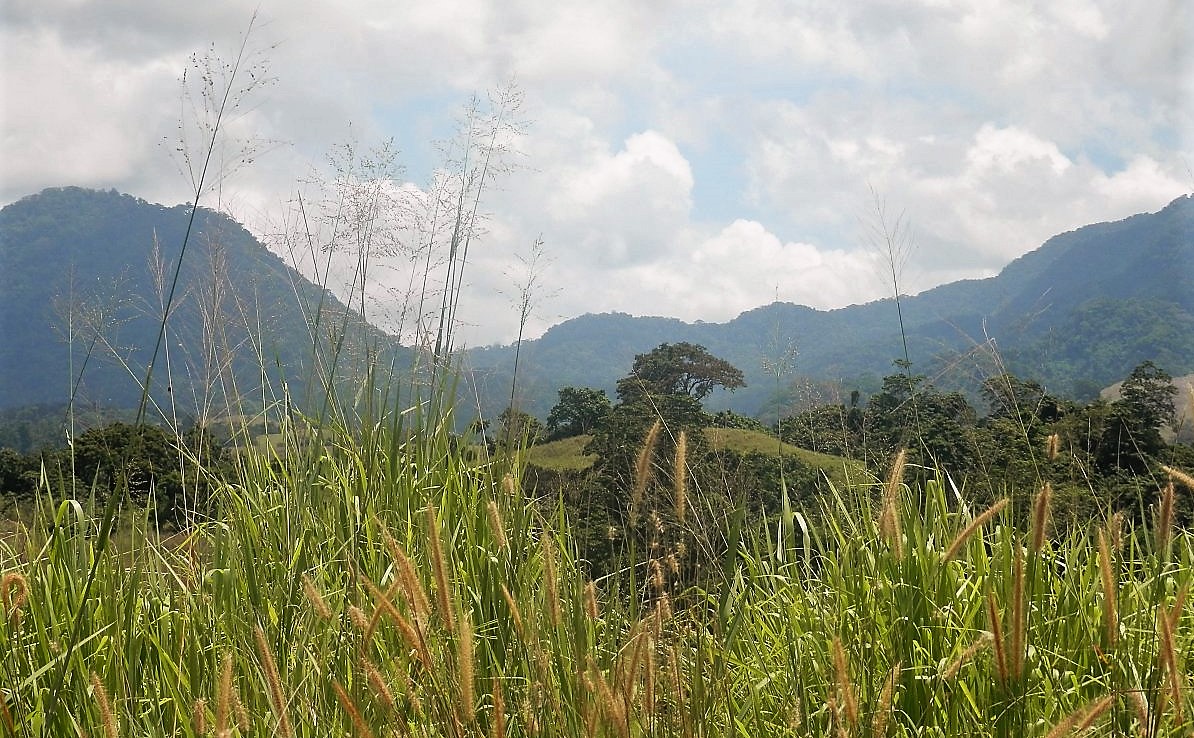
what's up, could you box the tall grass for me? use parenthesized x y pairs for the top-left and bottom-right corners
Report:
(2, 428), (1191, 736)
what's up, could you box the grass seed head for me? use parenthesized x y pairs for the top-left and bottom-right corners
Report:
(1097, 529), (1118, 649)
(425, 504), (457, 634)
(943, 498), (1009, 562)
(486, 499), (508, 550)
(673, 430), (688, 525)
(89, 673), (118, 738)
(301, 572), (333, 621)
(332, 680), (376, 738)
(1031, 482), (1052, 553)
(831, 637), (859, 729)
(632, 420), (663, 521)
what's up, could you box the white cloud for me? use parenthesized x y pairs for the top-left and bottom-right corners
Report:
(1, 0), (1190, 347)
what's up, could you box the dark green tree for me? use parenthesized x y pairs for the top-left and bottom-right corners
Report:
(496, 407), (543, 449)
(545, 386), (612, 440)
(615, 342), (745, 404)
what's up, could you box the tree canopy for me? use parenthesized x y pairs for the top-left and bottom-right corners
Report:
(615, 342), (745, 403)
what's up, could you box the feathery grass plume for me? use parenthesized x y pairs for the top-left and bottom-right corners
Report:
(541, 533), (561, 628)
(1097, 529), (1118, 649)
(831, 637), (859, 730)
(425, 504), (456, 634)
(644, 635), (657, 717)
(621, 625), (648, 707)
(89, 673), (118, 738)
(1043, 694), (1114, 738)
(499, 583), (526, 639)
(362, 575), (430, 669)
(1157, 603), (1183, 723)
(1031, 482), (1053, 554)
(943, 498), (1009, 562)
(192, 698), (208, 737)
(301, 572), (333, 620)
(986, 591), (1009, 685)
(1170, 584), (1188, 634)
(216, 652), (233, 738)
(502, 472), (518, 497)
(1011, 548), (1026, 680)
(1162, 464), (1194, 491)
(0, 572), (28, 627)
(872, 661), (900, 736)
(348, 604), (371, 632)
(491, 676), (506, 738)
(486, 499), (508, 549)
(1109, 511), (1125, 554)
(457, 612), (476, 723)
(363, 657), (396, 712)
(1127, 687), (1151, 735)
(588, 657), (629, 738)
(583, 580), (599, 622)
(253, 623), (293, 738)
(879, 449), (907, 558)
(943, 632), (993, 680)
(332, 680), (376, 738)
(1045, 432), (1061, 460)
(632, 420), (663, 521)
(673, 430), (688, 525)
(1156, 481), (1175, 553)
(231, 689), (249, 734)
(382, 528), (432, 626)
(650, 558), (666, 595)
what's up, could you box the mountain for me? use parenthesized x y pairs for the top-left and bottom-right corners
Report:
(465, 195), (1194, 420)
(0, 187), (402, 417)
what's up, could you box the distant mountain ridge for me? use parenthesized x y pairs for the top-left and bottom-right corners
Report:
(0, 187), (400, 415)
(2, 187), (1190, 426)
(465, 195), (1194, 420)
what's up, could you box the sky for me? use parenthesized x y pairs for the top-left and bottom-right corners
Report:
(3, 1), (1191, 347)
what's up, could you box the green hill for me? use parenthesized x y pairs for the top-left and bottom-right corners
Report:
(525, 427), (865, 487)
(0, 187), (406, 417)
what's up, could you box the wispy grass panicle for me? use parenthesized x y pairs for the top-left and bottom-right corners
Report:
(1156, 481), (1176, 554)
(0, 571), (27, 629)
(89, 673), (118, 738)
(425, 504), (456, 634)
(486, 498), (508, 549)
(943, 632), (993, 680)
(831, 637), (859, 730)
(253, 623), (293, 738)
(1043, 694), (1114, 738)
(1030, 482), (1052, 554)
(1097, 528), (1118, 649)
(1161, 464), (1194, 492)
(333, 680), (376, 738)
(873, 661), (900, 736)
(457, 613), (476, 723)
(987, 591), (1009, 685)
(632, 420), (663, 521)
(944, 498), (1009, 562)
(879, 449), (907, 558)
(673, 430), (688, 525)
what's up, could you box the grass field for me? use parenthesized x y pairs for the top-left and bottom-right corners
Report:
(1, 415), (1191, 737)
